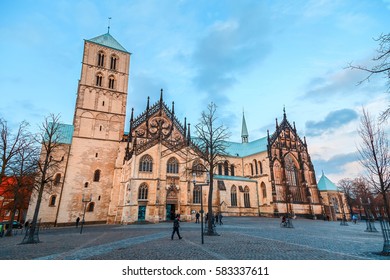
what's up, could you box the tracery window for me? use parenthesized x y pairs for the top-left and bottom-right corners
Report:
(285, 155), (299, 187)
(167, 157), (179, 174)
(192, 160), (204, 176)
(244, 186), (250, 208)
(231, 185), (237, 207)
(139, 155), (153, 172)
(138, 183), (148, 200)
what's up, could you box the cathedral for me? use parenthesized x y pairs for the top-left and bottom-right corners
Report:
(26, 32), (328, 225)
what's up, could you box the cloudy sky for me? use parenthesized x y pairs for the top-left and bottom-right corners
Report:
(1, 0), (389, 183)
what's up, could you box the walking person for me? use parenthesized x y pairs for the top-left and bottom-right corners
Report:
(215, 213), (219, 224)
(171, 217), (182, 240)
(76, 217), (80, 228)
(195, 212), (200, 223)
(218, 212), (223, 225)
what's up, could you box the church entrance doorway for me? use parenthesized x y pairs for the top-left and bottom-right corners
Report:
(166, 204), (176, 220)
(138, 206), (146, 221)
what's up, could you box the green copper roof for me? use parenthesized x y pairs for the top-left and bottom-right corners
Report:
(45, 123), (73, 145)
(224, 136), (268, 157)
(317, 172), (338, 191)
(86, 33), (129, 53)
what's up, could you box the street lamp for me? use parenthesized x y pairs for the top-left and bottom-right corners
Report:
(192, 172), (209, 244)
(80, 194), (92, 234)
(339, 193), (348, 226)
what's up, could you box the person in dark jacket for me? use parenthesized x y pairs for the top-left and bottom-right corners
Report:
(171, 217), (182, 240)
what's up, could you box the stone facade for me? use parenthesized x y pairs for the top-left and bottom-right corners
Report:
(27, 32), (326, 226)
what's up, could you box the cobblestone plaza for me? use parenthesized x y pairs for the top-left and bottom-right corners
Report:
(0, 217), (388, 260)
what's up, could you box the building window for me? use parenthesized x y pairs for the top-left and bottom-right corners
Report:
(96, 73), (103, 86)
(254, 160), (258, 175)
(53, 173), (61, 186)
(84, 182), (89, 188)
(139, 155), (153, 172)
(110, 55), (117, 70)
(87, 202), (95, 212)
(108, 76), (115, 89)
(93, 169), (101, 182)
(224, 161), (229, 176)
(250, 163), (254, 176)
(49, 195), (57, 206)
(167, 157), (179, 174)
(218, 163), (223, 175)
(230, 165), (235, 176)
(138, 183), (148, 200)
(192, 160), (204, 176)
(231, 185), (237, 207)
(193, 186), (201, 204)
(285, 155), (299, 187)
(259, 161), (263, 174)
(97, 51), (105, 67)
(261, 182), (267, 198)
(244, 186), (250, 208)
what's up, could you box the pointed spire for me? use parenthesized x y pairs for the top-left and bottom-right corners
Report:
(275, 118), (279, 130)
(146, 96), (150, 111)
(187, 123), (191, 144)
(160, 88), (163, 104)
(171, 101), (175, 115)
(241, 111), (249, 143)
(293, 121), (296, 132)
(183, 117), (187, 138)
(283, 106), (287, 120)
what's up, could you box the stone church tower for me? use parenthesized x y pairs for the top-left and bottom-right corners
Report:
(55, 32), (131, 224)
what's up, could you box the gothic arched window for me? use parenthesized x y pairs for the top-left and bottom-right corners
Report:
(193, 186), (201, 204)
(285, 155), (299, 187)
(244, 186), (250, 208)
(167, 157), (179, 174)
(87, 202), (95, 212)
(254, 160), (258, 175)
(138, 183), (148, 200)
(192, 160), (204, 176)
(218, 163), (223, 175)
(261, 182), (267, 199)
(139, 155), (153, 172)
(230, 165), (235, 176)
(231, 185), (237, 207)
(224, 161), (229, 176)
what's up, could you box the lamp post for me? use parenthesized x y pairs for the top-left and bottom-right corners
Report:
(360, 197), (377, 232)
(192, 172), (209, 244)
(80, 194), (92, 234)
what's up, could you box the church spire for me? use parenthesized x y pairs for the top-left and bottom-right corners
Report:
(241, 110), (249, 143)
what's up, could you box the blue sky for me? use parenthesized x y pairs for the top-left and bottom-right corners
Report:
(1, 0), (389, 183)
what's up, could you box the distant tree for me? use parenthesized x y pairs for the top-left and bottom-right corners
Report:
(347, 33), (390, 121)
(337, 178), (354, 218)
(192, 103), (230, 235)
(357, 109), (390, 219)
(23, 114), (64, 244)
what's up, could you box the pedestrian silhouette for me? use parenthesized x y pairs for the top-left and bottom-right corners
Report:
(171, 217), (182, 240)
(195, 212), (200, 223)
(218, 212), (223, 225)
(76, 217), (80, 228)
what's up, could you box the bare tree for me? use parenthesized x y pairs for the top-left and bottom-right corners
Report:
(357, 108), (390, 219)
(347, 33), (390, 121)
(337, 178), (355, 218)
(0, 119), (30, 184)
(2, 133), (38, 237)
(192, 103), (230, 235)
(23, 114), (64, 244)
